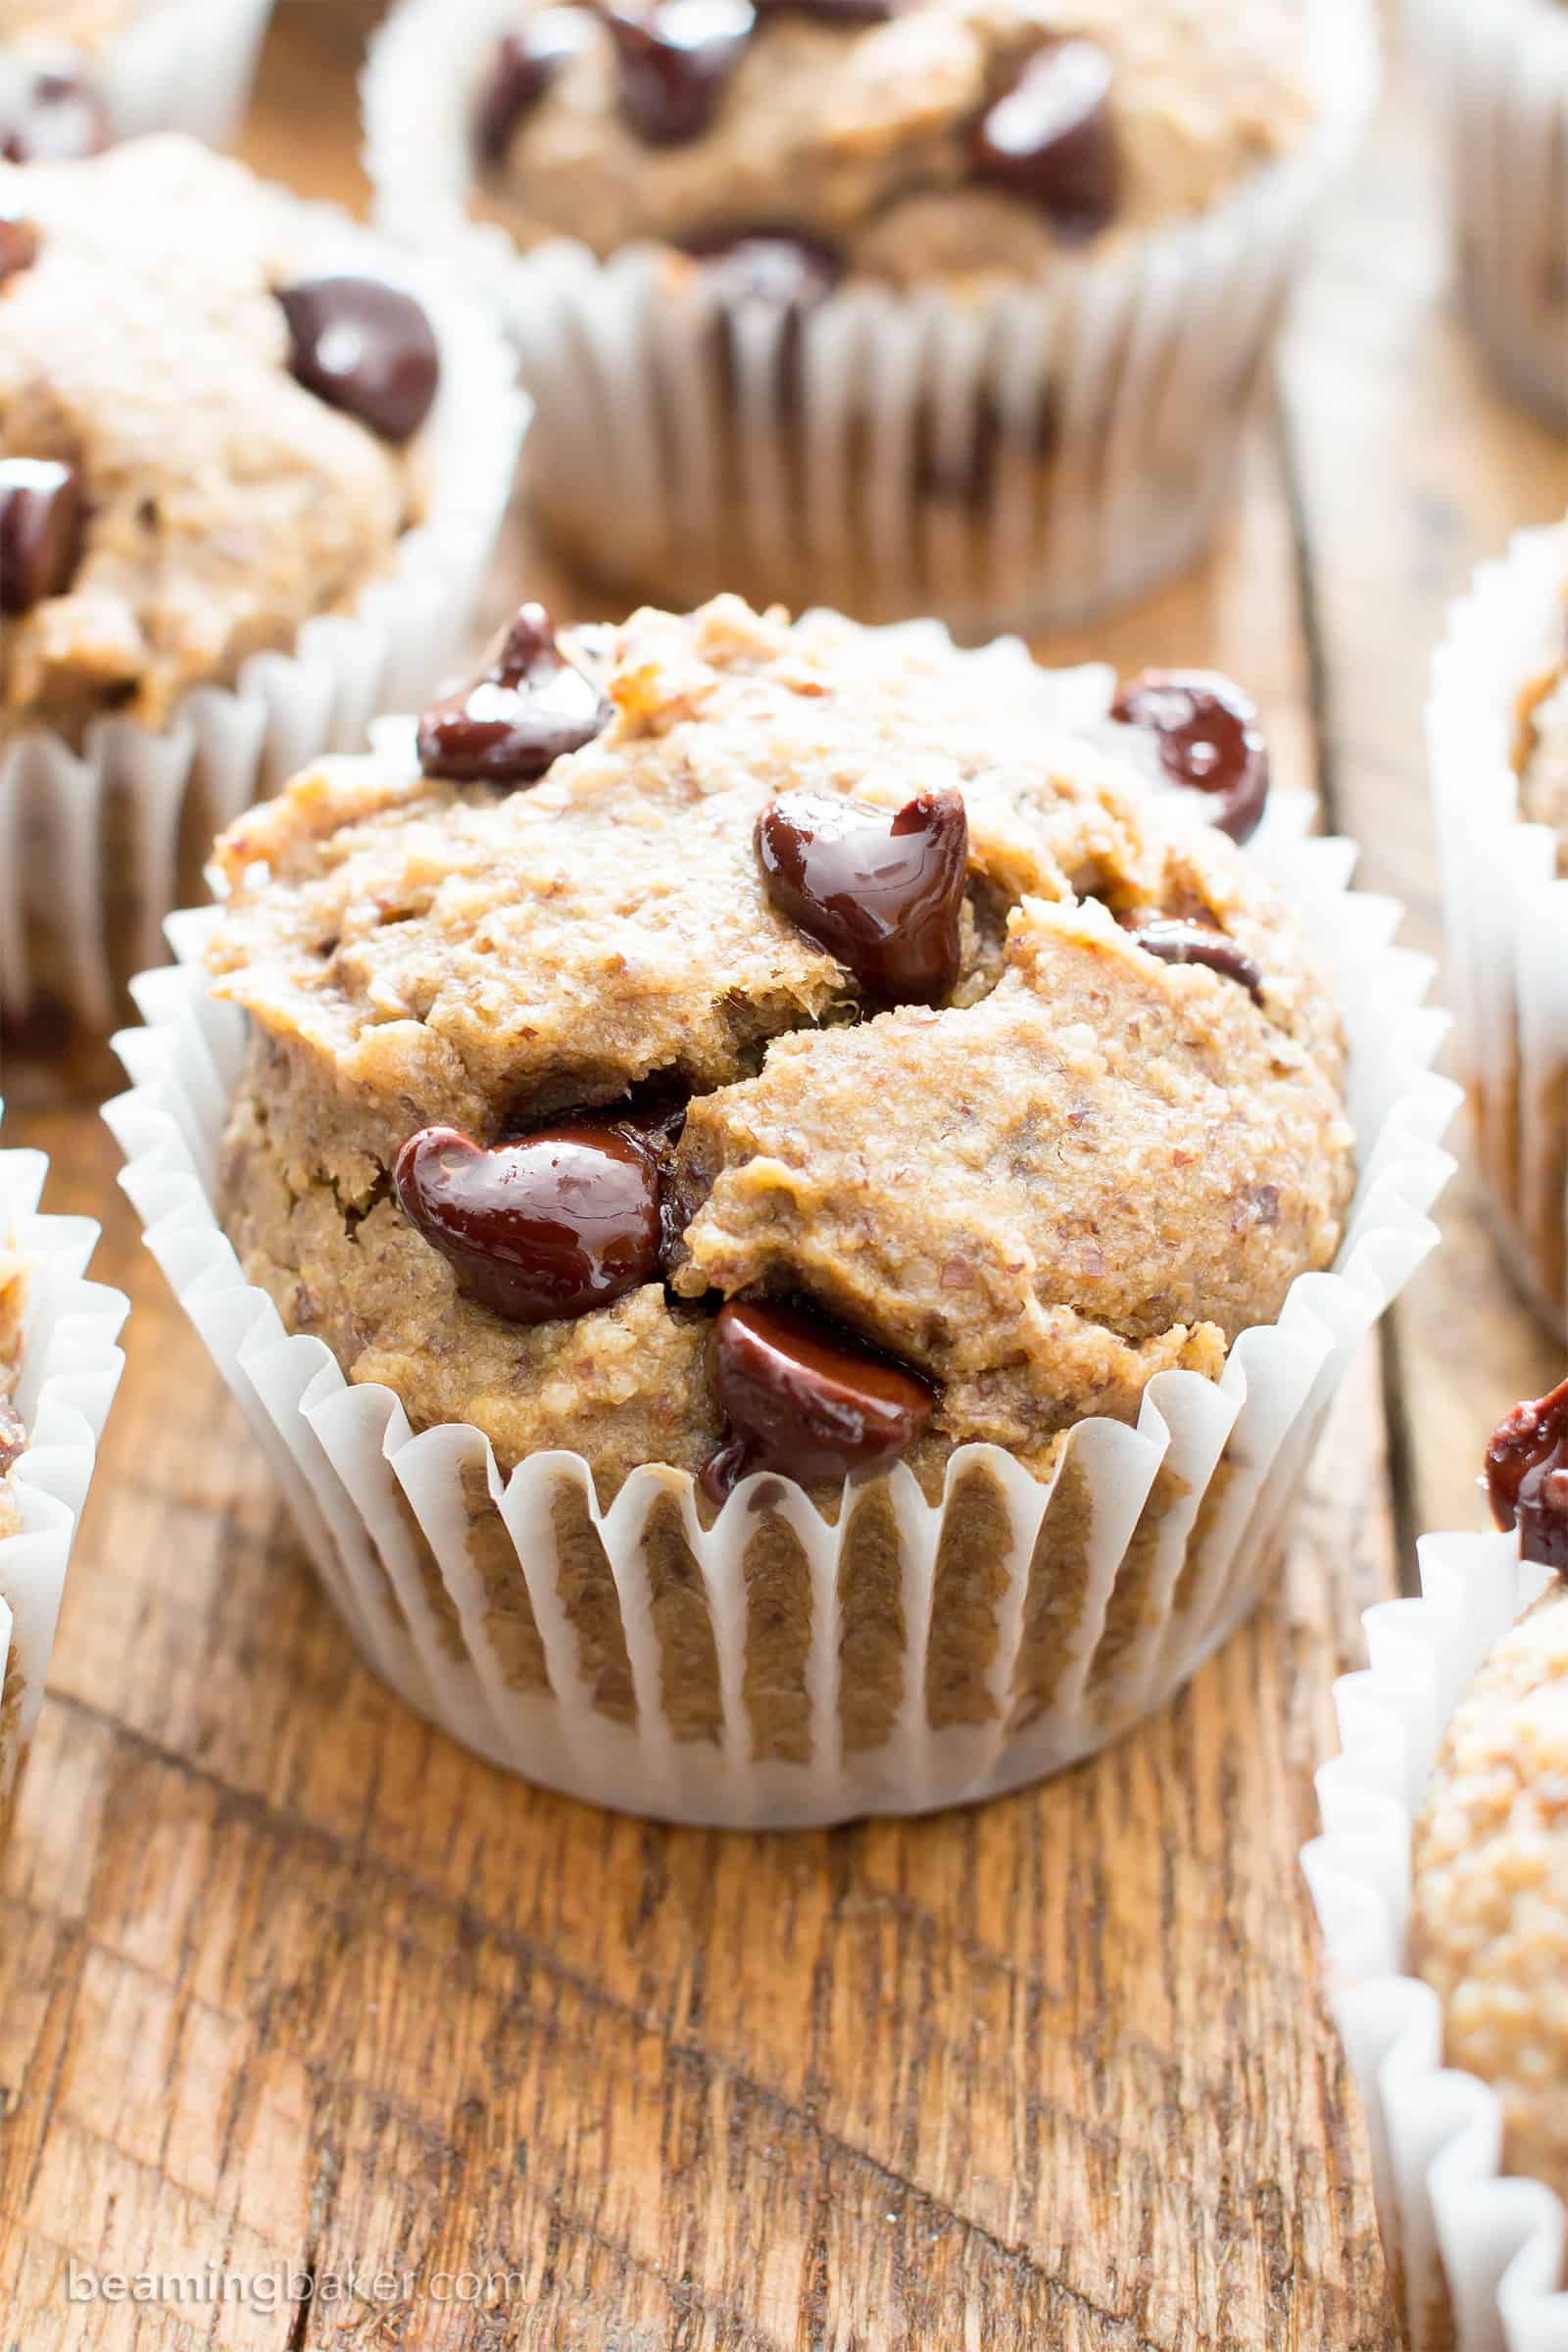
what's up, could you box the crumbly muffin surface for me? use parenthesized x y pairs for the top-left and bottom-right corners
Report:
(1410, 1587), (1568, 2206)
(209, 595), (1353, 1502)
(477, 0), (1317, 289)
(0, 136), (423, 743)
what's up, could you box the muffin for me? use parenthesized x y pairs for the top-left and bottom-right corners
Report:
(1307, 1381), (1568, 2349)
(1429, 517), (1568, 1340)
(0, 0), (273, 157)
(0, 133), (524, 1038)
(0, 1118), (127, 1844)
(1411, 0), (1568, 426)
(106, 592), (1453, 1825)
(367, 0), (1377, 632)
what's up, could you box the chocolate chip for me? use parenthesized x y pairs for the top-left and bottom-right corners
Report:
(701, 1298), (934, 1502)
(1129, 917), (1263, 1004)
(0, 1401), (24, 1478)
(1, 68), (110, 165)
(1487, 1377), (1568, 1573)
(0, 458), (84, 615)
(607, 0), (755, 144)
(416, 603), (612, 787)
(474, 9), (594, 162)
(0, 206), (39, 286)
(277, 275), (440, 445)
(755, 0), (895, 19)
(972, 40), (1119, 239)
(757, 787), (968, 1006)
(1110, 670), (1270, 845)
(394, 1119), (663, 1324)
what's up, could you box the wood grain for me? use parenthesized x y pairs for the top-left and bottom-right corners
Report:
(2, 8), (1546, 2344)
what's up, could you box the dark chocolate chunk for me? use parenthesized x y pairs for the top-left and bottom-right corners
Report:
(971, 40), (1119, 239)
(0, 458), (85, 615)
(1486, 1377), (1568, 1573)
(394, 1120), (662, 1324)
(1109, 669), (1271, 845)
(416, 602), (612, 786)
(277, 274), (440, 445)
(474, 9), (594, 162)
(701, 1298), (934, 1501)
(0, 206), (40, 286)
(1, 68), (110, 166)
(757, 787), (968, 1006)
(1129, 916), (1264, 1004)
(606, 0), (755, 144)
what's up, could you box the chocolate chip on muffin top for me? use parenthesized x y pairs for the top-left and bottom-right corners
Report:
(0, 134), (439, 743)
(206, 595), (1352, 1506)
(469, 0), (1318, 290)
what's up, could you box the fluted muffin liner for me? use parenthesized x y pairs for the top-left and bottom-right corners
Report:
(101, 795), (1455, 1828)
(1303, 1532), (1568, 2352)
(1409, 0), (1568, 427)
(0, 1112), (127, 1842)
(1428, 518), (1568, 1339)
(1, 0), (273, 151)
(0, 205), (527, 1043)
(364, 0), (1376, 634)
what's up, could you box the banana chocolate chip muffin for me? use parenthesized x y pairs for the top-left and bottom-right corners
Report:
(471, 0), (1317, 277)
(1409, 1379), (1568, 2208)
(0, 134), (439, 745)
(206, 593), (1352, 1516)
(370, 0), (1359, 630)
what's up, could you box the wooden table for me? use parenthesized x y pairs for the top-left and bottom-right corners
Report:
(6, 9), (1568, 2346)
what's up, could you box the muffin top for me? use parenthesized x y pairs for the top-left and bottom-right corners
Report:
(1411, 1380), (1568, 2206)
(0, 135), (442, 744)
(207, 594), (1352, 1506)
(471, 0), (1318, 290)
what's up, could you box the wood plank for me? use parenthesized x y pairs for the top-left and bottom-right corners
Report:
(0, 7), (1413, 2345)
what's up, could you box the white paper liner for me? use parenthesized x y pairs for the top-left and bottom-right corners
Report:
(1409, 0), (1568, 427)
(1, 0), (273, 150)
(100, 770), (1455, 1827)
(1304, 1531), (1568, 2351)
(0, 1113), (127, 1832)
(0, 197), (528, 1041)
(363, 0), (1378, 636)
(1428, 518), (1568, 1340)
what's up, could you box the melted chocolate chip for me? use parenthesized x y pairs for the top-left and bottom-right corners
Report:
(1109, 670), (1270, 845)
(0, 207), (39, 286)
(0, 458), (84, 615)
(1486, 1378), (1568, 1573)
(702, 1298), (934, 1501)
(416, 602), (612, 786)
(972, 40), (1119, 239)
(0, 1401), (24, 1478)
(757, 787), (968, 1006)
(755, 0), (895, 19)
(475, 9), (594, 162)
(277, 275), (440, 445)
(607, 0), (755, 144)
(1129, 917), (1263, 1004)
(394, 1120), (662, 1324)
(1, 68), (110, 165)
